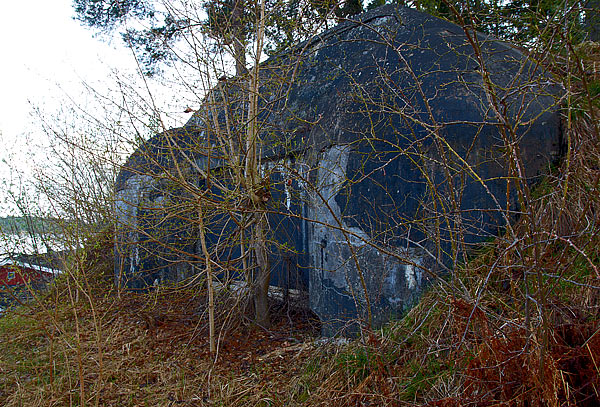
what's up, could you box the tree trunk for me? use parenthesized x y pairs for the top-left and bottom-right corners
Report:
(246, 0), (270, 328)
(232, 0), (247, 76)
(198, 207), (215, 354)
(252, 211), (270, 328)
(233, 37), (247, 76)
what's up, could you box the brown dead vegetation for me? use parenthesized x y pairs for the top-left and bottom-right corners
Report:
(1, 105), (599, 406)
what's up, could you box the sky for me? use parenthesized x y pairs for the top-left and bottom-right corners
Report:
(0, 0), (193, 216)
(1, 0), (129, 140)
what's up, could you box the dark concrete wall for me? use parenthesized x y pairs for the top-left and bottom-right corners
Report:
(115, 5), (563, 335)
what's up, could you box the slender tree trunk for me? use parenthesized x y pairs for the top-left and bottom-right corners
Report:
(252, 211), (271, 327)
(232, 0), (247, 76)
(198, 207), (215, 353)
(233, 38), (247, 76)
(246, 0), (270, 327)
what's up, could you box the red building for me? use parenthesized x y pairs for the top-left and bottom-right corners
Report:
(0, 260), (57, 287)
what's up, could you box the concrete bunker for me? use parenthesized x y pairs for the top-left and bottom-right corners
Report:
(114, 5), (562, 335)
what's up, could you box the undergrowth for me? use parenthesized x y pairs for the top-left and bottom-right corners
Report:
(1, 43), (600, 407)
(2, 115), (600, 406)
(2, 121), (600, 407)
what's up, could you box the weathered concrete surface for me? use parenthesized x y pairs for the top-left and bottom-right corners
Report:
(115, 5), (562, 335)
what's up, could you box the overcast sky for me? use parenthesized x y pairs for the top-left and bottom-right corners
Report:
(1, 1), (126, 137)
(0, 0), (194, 216)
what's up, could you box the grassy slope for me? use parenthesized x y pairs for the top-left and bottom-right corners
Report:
(1, 62), (600, 407)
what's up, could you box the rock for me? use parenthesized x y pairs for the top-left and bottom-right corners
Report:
(115, 5), (562, 335)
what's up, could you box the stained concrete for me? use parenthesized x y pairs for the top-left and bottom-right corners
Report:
(115, 5), (563, 335)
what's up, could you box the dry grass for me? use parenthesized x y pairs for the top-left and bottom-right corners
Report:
(2, 51), (600, 407)
(2, 115), (599, 406)
(2, 110), (599, 406)
(0, 285), (325, 407)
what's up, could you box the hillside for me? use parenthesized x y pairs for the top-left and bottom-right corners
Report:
(0, 105), (598, 406)
(1, 16), (599, 407)
(0, 216), (61, 236)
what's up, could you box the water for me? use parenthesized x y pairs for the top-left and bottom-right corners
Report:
(0, 232), (63, 258)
